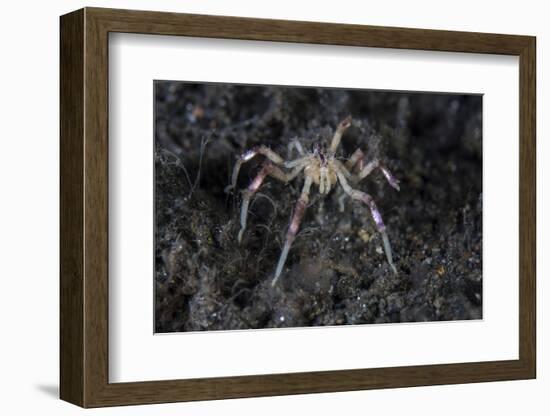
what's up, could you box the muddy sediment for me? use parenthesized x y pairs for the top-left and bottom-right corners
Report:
(154, 82), (482, 332)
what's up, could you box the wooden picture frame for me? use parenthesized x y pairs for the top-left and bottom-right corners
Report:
(60, 7), (536, 408)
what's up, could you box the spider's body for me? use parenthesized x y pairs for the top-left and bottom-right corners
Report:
(304, 143), (338, 194)
(225, 116), (400, 286)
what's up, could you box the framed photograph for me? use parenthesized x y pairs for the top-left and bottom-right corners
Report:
(60, 7), (536, 408)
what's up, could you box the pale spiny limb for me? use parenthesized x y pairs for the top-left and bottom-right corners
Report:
(332, 159), (352, 179)
(324, 167), (331, 194)
(225, 145), (284, 193)
(284, 155), (312, 169)
(238, 164), (269, 243)
(268, 162), (307, 183)
(347, 150), (400, 191)
(338, 192), (347, 212)
(238, 162), (306, 243)
(357, 158), (400, 191)
(335, 169), (398, 275)
(319, 167), (331, 194)
(272, 175), (313, 286)
(345, 148), (365, 172)
(329, 162), (351, 209)
(287, 138), (305, 159)
(329, 116), (352, 153)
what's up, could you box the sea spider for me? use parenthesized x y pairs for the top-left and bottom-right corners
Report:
(225, 116), (400, 286)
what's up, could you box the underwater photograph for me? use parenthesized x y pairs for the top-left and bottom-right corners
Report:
(154, 81), (483, 333)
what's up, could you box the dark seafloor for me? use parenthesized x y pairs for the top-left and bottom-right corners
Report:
(154, 81), (482, 333)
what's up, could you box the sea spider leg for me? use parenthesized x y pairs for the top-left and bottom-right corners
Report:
(345, 148), (365, 173)
(329, 115), (352, 153)
(331, 159), (353, 211)
(335, 169), (398, 275)
(337, 192), (348, 213)
(238, 163), (269, 243)
(272, 175), (313, 286)
(225, 145), (285, 193)
(332, 159), (352, 179)
(238, 161), (306, 243)
(357, 158), (400, 191)
(287, 138), (305, 159)
(346, 149), (400, 191)
(284, 155), (311, 169)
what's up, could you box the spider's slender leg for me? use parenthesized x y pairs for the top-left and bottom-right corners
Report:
(332, 159), (352, 179)
(357, 158), (400, 191)
(272, 175), (313, 286)
(284, 155), (311, 169)
(338, 192), (347, 212)
(345, 148), (365, 173)
(269, 162), (306, 183)
(238, 163), (269, 243)
(329, 116), (352, 153)
(225, 145), (285, 193)
(335, 169), (398, 275)
(319, 167), (330, 194)
(287, 138), (305, 159)
(238, 162), (306, 243)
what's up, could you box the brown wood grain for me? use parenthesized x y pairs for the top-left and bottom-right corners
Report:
(518, 38), (536, 375)
(59, 8), (84, 406)
(60, 7), (536, 408)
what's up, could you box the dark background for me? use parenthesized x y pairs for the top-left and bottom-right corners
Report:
(154, 81), (482, 332)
